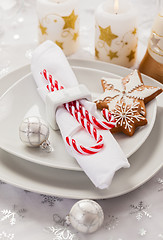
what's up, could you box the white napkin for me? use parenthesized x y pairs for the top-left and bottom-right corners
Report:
(31, 40), (130, 189)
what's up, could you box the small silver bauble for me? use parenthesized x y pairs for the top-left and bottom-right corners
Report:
(19, 116), (51, 151)
(67, 199), (104, 233)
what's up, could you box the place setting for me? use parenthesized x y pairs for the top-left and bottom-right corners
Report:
(0, 0), (163, 238)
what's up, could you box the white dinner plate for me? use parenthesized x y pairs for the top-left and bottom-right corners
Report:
(0, 64), (156, 171)
(0, 60), (162, 199)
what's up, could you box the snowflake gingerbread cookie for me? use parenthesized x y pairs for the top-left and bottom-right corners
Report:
(103, 101), (147, 136)
(95, 70), (162, 116)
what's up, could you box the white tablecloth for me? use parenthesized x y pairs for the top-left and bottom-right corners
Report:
(0, 1), (162, 239)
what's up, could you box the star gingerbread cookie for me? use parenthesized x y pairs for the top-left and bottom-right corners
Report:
(95, 70), (162, 117)
(102, 101), (147, 136)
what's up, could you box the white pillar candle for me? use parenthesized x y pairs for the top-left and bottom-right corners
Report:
(148, 10), (163, 64)
(37, 0), (79, 56)
(95, 0), (138, 67)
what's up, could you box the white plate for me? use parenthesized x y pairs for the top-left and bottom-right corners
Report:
(0, 65), (156, 171)
(0, 60), (162, 199)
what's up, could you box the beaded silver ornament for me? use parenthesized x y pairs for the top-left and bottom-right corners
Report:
(19, 116), (52, 152)
(66, 199), (104, 233)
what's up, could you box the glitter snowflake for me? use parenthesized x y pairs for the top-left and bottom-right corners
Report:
(157, 178), (163, 192)
(130, 201), (152, 221)
(104, 215), (119, 231)
(0, 232), (14, 240)
(0, 210), (16, 225)
(45, 226), (79, 240)
(0, 205), (27, 225)
(40, 195), (63, 207)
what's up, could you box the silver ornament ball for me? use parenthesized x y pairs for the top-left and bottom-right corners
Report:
(68, 199), (104, 233)
(19, 116), (49, 147)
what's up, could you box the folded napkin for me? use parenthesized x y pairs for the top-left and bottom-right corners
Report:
(31, 40), (129, 189)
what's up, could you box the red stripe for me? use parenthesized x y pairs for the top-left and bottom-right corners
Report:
(93, 128), (97, 140)
(91, 143), (104, 149)
(66, 136), (70, 146)
(80, 146), (97, 154)
(54, 80), (59, 90)
(43, 69), (47, 80)
(46, 85), (50, 91)
(87, 121), (91, 134)
(103, 122), (115, 129)
(49, 75), (53, 85)
(97, 135), (103, 143)
(72, 139), (81, 154)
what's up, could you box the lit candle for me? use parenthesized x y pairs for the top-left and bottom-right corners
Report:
(37, 0), (79, 56)
(95, 0), (138, 67)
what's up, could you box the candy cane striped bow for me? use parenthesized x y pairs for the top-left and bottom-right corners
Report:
(41, 69), (115, 155)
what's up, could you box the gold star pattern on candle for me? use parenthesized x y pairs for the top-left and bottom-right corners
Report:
(95, 48), (99, 58)
(132, 28), (137, 35)
(127, 50), (135, 62)
(99, 25), (118, 47)
(108, 50), (118, 60)
(72, 32), (79, 41)
(62, 10), (78, 30)
(55, 41), (63, 49)
(39, 22), (47, 35)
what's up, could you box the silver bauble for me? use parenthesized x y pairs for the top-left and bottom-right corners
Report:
(19, 116), (49, 147)
(68, 199), (104, 233)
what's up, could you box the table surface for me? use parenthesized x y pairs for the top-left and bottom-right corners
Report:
(0, 1), (163, 239)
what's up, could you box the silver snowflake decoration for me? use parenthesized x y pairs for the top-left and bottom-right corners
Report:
(0, 232), (14, 240)
(130, 201), (152, 221)
(0, 205), (27, 225)
(138, 228), (147, 236)
(45, 226), (79, 240)
(157, 178), (163, 192)
(104, 215), (119, 231)
(0, 210), (16, 225)
(40, 195), (63, 207)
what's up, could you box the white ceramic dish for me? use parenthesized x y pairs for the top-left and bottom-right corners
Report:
(0, 65), (156, 171)
(0, 60), (162, 199)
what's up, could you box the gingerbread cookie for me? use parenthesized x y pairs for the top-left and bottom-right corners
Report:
(95, 70), (162, 116)
(103, 101), (147, 136)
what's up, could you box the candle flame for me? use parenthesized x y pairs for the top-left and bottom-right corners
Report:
(114, 0), (119, 14)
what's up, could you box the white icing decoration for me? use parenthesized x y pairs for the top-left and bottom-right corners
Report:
(124, 70), (143, 93)
(96, 71), (161, 113)
(102, 77), (124, 92)
(107, 96), (136, 111)
(111, 102), (145, 132)
(107, 96), (121, 110)
(95, 89), (120, 101)
(128, 86), (161, 99)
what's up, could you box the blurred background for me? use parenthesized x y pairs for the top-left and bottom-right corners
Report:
(0, 0), (160, 77)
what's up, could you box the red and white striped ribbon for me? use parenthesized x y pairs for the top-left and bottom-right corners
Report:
(41, 69), (115, 155)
